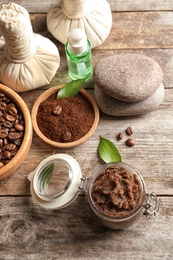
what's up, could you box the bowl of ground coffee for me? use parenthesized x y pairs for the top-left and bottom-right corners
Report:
(0, 83), (33, 180)
(31, 85), (99, 148)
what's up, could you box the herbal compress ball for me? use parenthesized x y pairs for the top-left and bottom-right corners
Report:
(47, 0), (112, 49)
(0, 2), (60, 92)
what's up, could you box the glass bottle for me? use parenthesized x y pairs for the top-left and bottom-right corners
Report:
(65, 28), (92, 80)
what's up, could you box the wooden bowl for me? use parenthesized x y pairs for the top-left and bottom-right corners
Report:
(31, 85), (100, 148)
(0, 84), (33, 180)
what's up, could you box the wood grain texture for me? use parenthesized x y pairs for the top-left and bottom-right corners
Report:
(0, 4), (173, 259)
(1, 0), (173, 13)
(29, 12), (173, 50)
(0, 196), (172, 260)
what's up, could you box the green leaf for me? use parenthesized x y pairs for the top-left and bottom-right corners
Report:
(98, 136), (122, 163)
(57, 79), (85, 99)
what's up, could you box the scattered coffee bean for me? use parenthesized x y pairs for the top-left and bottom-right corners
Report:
(117, 132), (123, 141)
(63, 131), (72, 141)
(125, 138), (135, 147)
(52, 106), (62, 115)
(126, 127), (133, 136)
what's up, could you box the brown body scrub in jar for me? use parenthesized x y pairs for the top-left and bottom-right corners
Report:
(86, 162), (146, 229)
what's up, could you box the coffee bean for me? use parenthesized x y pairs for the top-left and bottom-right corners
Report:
(0, 93), (24, 167)
(0, 93), (5, 98)
(3, 150), (11, 159)
(125, 138), (135, 147)
(0, 102), (6, 111)
(0, 116), (5, 123)
(5, 143), (16, 151)
(0, 139), (3, 148)
(0, 129), (8, 138)
(8, 132), (21, 140)
(63, 131), (72, 141)
(10, 127), (16, 132)
(15, 123), (24, 131)
(117, 132), (123, 141)
(14, 138), (22, 146)
(10, 148), (18, 156)
(5, 113), (16, 122)
(3, 120), (13, 128)
(126, 127), (133, 136)
(6, 105), (18, 116)
(3, 138), (8, 146)
(52, 106), (62, 115)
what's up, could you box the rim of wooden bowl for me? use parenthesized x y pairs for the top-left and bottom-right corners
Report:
(31, 85), (100, 148)
(0, 84), (33, 180)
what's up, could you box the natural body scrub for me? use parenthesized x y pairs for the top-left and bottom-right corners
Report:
(91, 165), (142, 217)
(0, 3), (60, 92)
(94, 54), (164, 116)
(86, 162), (147, 229)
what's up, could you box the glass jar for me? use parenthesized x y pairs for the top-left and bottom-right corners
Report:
(28, 154), (83, 209)
(85, 162), (146, 229)
(28, 154), (160, 229)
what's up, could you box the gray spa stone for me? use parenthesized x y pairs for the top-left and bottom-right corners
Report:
(93, 53), (163, 102)
(94, 83), (164, 116)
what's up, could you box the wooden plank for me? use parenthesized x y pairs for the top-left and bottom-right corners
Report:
(0, 196), (172, 259)
(1, 12), (173, 51)
(1, 0), (173, 13)
(100, 11), (173, 50)
(29, 12), (173, 50)
(110, 0), (173, 12)
(0, 87), (172, 196)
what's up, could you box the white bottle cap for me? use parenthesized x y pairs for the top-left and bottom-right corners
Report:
(68, 28), (88, 55)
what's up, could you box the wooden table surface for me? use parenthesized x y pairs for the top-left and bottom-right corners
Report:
(0, 1), (173, 259)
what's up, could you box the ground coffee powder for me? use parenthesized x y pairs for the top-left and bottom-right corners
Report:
(36, 92), (95, 143)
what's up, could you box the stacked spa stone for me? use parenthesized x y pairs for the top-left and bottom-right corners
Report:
(93, 54), (164, 116)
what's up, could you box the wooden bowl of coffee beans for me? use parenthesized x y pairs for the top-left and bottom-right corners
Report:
(0, 83), (33, 180)
(31, 85), (99, 148)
